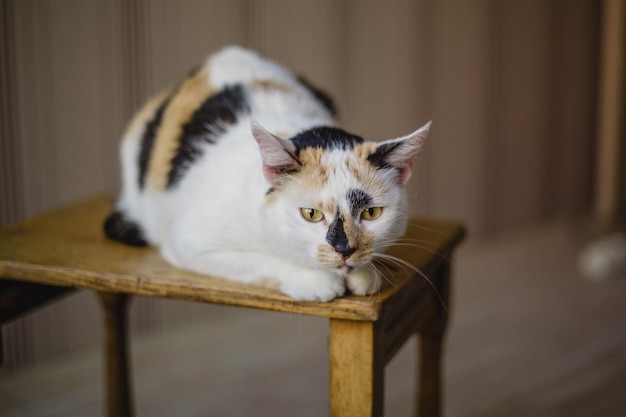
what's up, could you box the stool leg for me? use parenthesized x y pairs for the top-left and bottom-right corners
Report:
(415, 262), (451, 417)
(329, 319), (384, 417)
(97, 292), (134, 417)
(416, 332), (444, 417)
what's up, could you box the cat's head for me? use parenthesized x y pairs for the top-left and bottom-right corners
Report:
(251, 121), (430, 276)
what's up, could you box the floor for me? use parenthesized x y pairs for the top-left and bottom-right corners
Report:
(0, 221), (625, 416)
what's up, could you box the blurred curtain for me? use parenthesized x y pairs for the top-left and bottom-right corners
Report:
(0, 0), (600, 367)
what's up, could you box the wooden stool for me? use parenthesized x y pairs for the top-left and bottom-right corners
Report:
(0, 195), (464, 417)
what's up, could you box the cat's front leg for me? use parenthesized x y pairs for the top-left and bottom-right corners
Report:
(279, 268), (345, 302)
(162, 243), (345, 302)
(346, 265), (381, 296)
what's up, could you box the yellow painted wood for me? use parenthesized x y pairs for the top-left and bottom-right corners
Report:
(0, 195), (465, 321)
(329, 319), (384, 417)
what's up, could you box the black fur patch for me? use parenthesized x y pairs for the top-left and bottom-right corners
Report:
(367, 142), (401, 169)
(103, 211), (148, 247)
(347, 188), (373, 218)
(138, 97), (171, 189)
(290, 127), (364, 155)
(167, 84), (250, 188)
(326, 211), (354, 256)
(297, 76), (337, 116)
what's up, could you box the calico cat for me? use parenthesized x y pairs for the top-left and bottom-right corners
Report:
(104, 46), (430, 302)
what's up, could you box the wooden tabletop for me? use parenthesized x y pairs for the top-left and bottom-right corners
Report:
(0, 195), (464, 321)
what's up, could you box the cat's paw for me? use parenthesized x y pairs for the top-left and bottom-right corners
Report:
(281, 270), (345, 302)
(346, 266), (381, 296)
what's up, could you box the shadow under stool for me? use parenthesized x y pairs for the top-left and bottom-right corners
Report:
(0, 195), (465, 417)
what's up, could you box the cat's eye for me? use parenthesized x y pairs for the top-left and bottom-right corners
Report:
(361, 207), (383, 220)
(301, 208), (324, 222)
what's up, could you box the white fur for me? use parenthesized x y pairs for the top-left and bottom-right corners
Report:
(115, 46), (426, 301)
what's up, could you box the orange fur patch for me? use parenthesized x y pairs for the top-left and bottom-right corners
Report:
(354, 142), (378, 160)
(317, 244), (341, 266)
(341, 214), (359, 248)
(347, 146), (390, 196)
(349, 143), (379, 184)
(146, 70), (215, 191)
(297, 148), (329, 189)
(249, 79), (293, 93)
(321, 198), (337, 216)
(350, 228), (375, 264)
(124, 89), (173, 138)
(263, 188), (281, 206)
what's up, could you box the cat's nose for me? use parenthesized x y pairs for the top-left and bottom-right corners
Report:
(334, 244), (357, 260)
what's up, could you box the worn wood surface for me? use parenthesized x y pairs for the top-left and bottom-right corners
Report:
(329, 319), (385, 417)
(97, 292), (133, 417)
(0, 195), (465, 322)
(417, 332), (445, 417)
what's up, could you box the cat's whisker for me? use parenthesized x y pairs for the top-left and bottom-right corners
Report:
(369, 261), (398, 293)
(376, 239), (451, 262)
(373, 257), (399, 278)
(372, 257), (401, 272)
(385, 237), (439, 246)
(363, 263), (384, 302)
(372, 253), (449, 312)
(374, 253), (415, 280)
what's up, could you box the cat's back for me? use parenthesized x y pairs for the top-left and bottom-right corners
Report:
(108, 46), (336, 246)
(208, 46), (335, 128)
(123, 46), (335, 192)
(209, 45), (293, 89)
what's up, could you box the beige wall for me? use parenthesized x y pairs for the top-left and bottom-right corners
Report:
(0, 0), (601, 367)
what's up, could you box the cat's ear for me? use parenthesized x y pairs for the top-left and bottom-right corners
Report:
(251, 122), (301, 184)
(370, 121), (431, 185)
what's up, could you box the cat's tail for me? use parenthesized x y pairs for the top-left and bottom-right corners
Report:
(103, 210), (148, 247)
